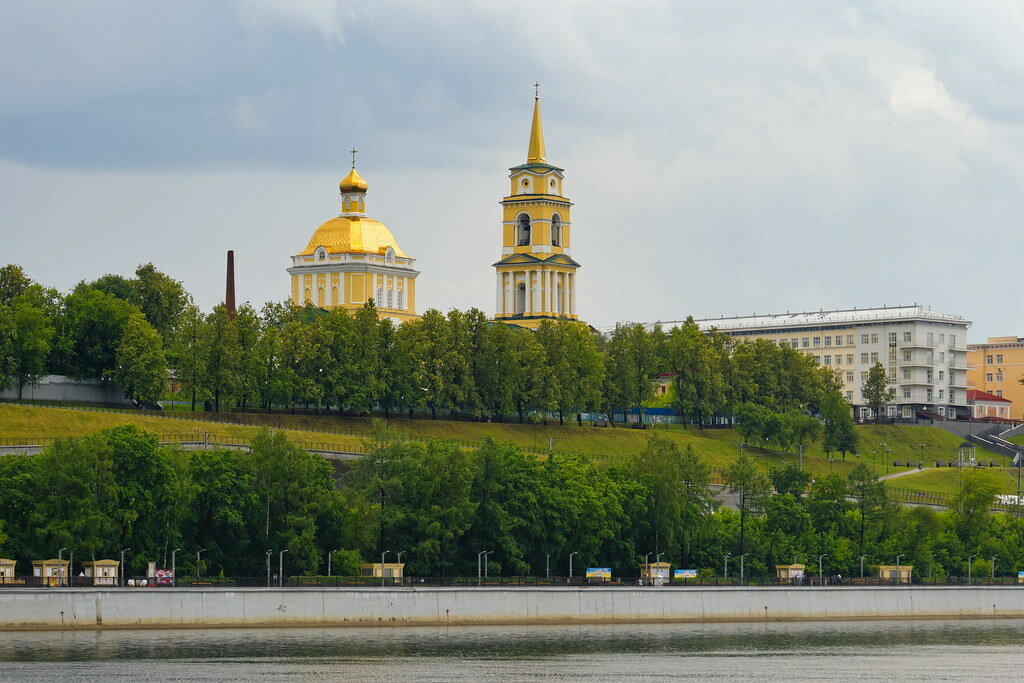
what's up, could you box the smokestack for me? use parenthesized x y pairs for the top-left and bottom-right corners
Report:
(225, 250), (236, 320)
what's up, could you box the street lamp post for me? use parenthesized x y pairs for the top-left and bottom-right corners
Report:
(859, 555), (866, 580)
(196, 548), (206, 586)
(992, 556), (998, 579)
(379, 550), (388, 588)
(57, 547), (67, 587)
(120, 548), (129, 588)
(546, 554), (550, 580)
(327, 549), (335, 577)
(818, 554), (827, 586)
(484, 551), (493, 578)
(569, 552), (578, 581)
(477, 550), (487, 587)
(739, 554), (749, 585)
(279, 549), (289, 588)
(171, 548), (181, 588)
(643, 553), (651, 586)
(968, 555), (976, 582)
(723, 554), (730, 579)
(266, 550), (272, 587)
(895, 554), (903, 585)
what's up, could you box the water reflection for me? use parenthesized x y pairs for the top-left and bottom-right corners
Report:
(2, 620), (1023, 680)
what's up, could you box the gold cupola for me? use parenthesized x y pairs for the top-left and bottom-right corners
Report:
(339, 167), (368, 193)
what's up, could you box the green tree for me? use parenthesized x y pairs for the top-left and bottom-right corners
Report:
(860, 361), (894, 420)
(667, 319), (729, 428)
(9, 298), (54, 398)
(603, 322), (657, 424)
(848, 463), (890, 558)
(188, 448), (259, 575)
(0, 265), (32, 305)
(806, 473), (850, 534)
(200, 305), (240, 412)
(822, 391), (858, 459)
(769, 462), (811, 497)
(111, 312), (167, 405)
(233, 304), (262, 412)
(950, 469), (1000, 551)
(52, 284), (137, 380)
(723, 452), (771, 557)
(536, 320), (604, 426)
(170, 304), (207, 411)
(133, 263), (188, 345)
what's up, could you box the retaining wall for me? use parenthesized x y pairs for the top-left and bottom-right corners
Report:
(2, 586), (1024, 630)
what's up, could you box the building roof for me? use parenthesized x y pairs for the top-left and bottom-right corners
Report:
(297, 216), (409, 258)
(653, 305), (970, 332)
(966, 389), (1011, 403)
(527, 96), (546, 164)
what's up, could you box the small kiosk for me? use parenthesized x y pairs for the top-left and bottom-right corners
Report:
(776, 564), (806, 583)
(641, 562), (671, 586)
(877, 565), (913, 584)
(0, 558), (18, 584)
(32, 559), (70, 587)
(83, 559), (121, 586)
(359, 562), (405, 583)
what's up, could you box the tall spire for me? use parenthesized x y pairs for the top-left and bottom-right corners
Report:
(527, 84), (546, 164)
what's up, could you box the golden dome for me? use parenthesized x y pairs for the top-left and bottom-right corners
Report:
(297, 216), (409, 258)
(339, 167), (368, 193)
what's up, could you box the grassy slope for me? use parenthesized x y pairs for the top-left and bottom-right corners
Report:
(4, 404), (1015, 494)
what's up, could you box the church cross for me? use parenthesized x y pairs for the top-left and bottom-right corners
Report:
(350, 147), (358, 168)
(533, 82), (540, 99)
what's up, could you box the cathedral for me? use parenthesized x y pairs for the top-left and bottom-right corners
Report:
(287, 93), (580, 328)
(493, 93), (580, 328)
(287, 155), (419, 322)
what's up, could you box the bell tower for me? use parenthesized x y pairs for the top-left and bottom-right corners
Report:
(493, 88), (580, 328)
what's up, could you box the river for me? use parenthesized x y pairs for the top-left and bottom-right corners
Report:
(1, 619), (1021, 680)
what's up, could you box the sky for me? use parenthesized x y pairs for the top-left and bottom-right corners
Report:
(2, 0), (1023, 341)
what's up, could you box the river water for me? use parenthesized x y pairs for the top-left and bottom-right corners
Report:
(1, 619), (1022, 680)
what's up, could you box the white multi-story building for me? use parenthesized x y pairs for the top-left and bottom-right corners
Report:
(656, 306), (971, 420)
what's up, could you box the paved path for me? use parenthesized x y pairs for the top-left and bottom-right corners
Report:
(879, 468), (930, 481)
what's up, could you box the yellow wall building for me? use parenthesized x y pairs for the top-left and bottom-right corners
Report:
(287, 159), (419, 323)
(493, 95), (580, 328)
(967, 337), (1024, 419)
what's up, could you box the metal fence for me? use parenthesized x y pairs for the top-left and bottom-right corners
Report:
(2, 575), (1022, 589)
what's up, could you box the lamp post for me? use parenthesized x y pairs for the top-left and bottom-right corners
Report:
(643, 553), (651, 586)
(484, 551), (493, 578)
(327, 549), (336, 577)
(266, 550), (272, 587)
(546, 554), (550, 580)
(569, 552), (578, 581)
(120, 548), (129, 588)
(859, 555), (866, 580)
(379, 550), (388, 588)
(279, 549), (288, 588)
(818, 554), (827, 586)
(196, 548), (206, 586)
(968, 555), (976, 582)
(895, 554), (903, 585)
(57, 547), (67, 587)
(171, 548), (181, 587)
(723, 553), (730, 579)
(991, 556), (998, 579)
(477, 550), (488, 587)
(739, 554), (749, 586)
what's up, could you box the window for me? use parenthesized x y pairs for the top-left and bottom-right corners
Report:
(551, 214), (562, 246)
(860, 353), (869, 364)
(997, 354), (1004, 364)
(516, 214), (531, 246)
(986, 373), (994, 382)
(814, 356), (821, 364)
(791, 340), (798, 348)
(986, 355), (993, 364)
(397, 290), (404, 310)
(903, 388), (911, 399)
(938, 389), (944, 400)
(927, 332), (934, 344)
(846, 372), (854, 382)
(938, 352), (944, 363)
(903, 352), (911, 362)
(889, 333), (897, 343)
(824, 355), (832, 365)
(996, 390), (1003, 397)
(343, 198), (350, 212)
(938, 371), (944, 381)
(846, 391), (853, 400)
(825, 336), (832, 347)
(903, 370), (911, 380)
(871, 334), (878, 344)
(802, 338), (809, 348)
(903, 332), (912, 342)
(387, 288), (394, 309)
(861, 334), (870, 344)
(845, 335), (852, 345)
(950, 335), (956, 348)
(515, 283), (526, 314)
(835, 355), (842, 366)
(996, 371), (1003, 382)
(813, 337), (821, 347)
(861, 371), (868, 382)
(870, 352), (878, 363)
(376, 287), (383, 305)
(939, 334), (945, 343)
(889, 368), (896, 379)
(847, 355), (854, 365)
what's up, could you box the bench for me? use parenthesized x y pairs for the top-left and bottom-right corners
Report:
(894, 460), (904, 468)
(593, 421), (608, 428)
(632, 422), (649, 429)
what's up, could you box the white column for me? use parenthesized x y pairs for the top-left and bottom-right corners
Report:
(495, 274), (502, 316)
(530, 270), (539, 316)
(569, 272), (575, 316)
(503, 272), (511, 316)
(559, 272), (566, 315)
(547, 270), (554, 315)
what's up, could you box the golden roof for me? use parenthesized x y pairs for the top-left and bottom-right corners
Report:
(527, 97), (546, 164)
(339, 167), (368, 193)
(297, 216), (409, 258)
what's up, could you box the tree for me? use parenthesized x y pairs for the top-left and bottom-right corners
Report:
(667, 319), (729, 428)
(88, 274), (135, 302)
(950, 469), (1000, 550)
(52, 284), (137, 380)
(199, 305), (240, 412)
(769, 462), (811, 497)
(806, 473), (849, 534)
(9, 298), (54, 399)
(536, 320), (604, 425)
(233, 304), (262, 412)
(861, 361), (894, 420)
(111, 312), (167, 405)
(822, 391), (858, 459)
(603, 322), (657, 424)
(847, 464), (889, 558)
(0, 265), (32, 305)
(170, 304), (206, 411)
(133, 263), (189, 345)
(723, 452), (771, 557)
(0, 304), (14, 392)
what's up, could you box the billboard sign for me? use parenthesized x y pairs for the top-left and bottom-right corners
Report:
(586, 567), (612, 579)
(674, 569), (698, 579)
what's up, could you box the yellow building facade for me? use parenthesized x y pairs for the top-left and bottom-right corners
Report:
(493, 96), (580, 328)
(287, 161), (419, 323)
(967, 337), (1024, 419)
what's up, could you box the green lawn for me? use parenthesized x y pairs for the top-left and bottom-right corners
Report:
(884, 465), (1023, 496)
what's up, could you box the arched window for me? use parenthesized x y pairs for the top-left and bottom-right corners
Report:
(376, 287), (383, 306)
(551, 214), (561, 247)
(304, 288), (311, 304)
(387, 288), (394, 309)
(343, 198), (350, 212)
(318, 287), (325, 307)
(332, 286), (339, 306)
(316, 247), (327, 261)
(397, 290), (405, 310)
(517, 214), (531, 246)
(515, 282), (527, 315)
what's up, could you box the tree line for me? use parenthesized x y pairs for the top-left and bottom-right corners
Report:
(0, 423), (1017, 580)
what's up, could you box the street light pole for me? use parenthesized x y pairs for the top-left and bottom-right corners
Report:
(379, 550), (388, 588)
(484, 551), (493, 578)
(328, 550), (335, 577)
(723, 554), (730, 579)
(57, 547), (67, 587)
(859, 555), (866, 580)
(477, 550), (487, 587)
(818, 554), (827, 586)
(120, 549), (129, 588)
(968, 555), (975, 582)
(739, 554), (749, 585)
(279, 549), (288, 588)
(546, 554), (550, 580)
(266, 550), (272, 587)
(569, 552), (578, 581)
(643, 553), (651, 586)
(992, 556), (998, 579)
(895, 554), (903, 585)
(171, 548), (181, 588)
(196, 548), (206, 586)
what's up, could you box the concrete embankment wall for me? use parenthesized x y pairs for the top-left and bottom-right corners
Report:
(2, 586), (1024, 630)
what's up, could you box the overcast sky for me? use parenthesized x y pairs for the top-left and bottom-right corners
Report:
(2, 1), (1023, 341)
